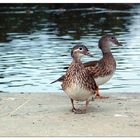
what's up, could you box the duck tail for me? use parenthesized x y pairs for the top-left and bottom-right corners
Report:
(50, 75), (64, 84)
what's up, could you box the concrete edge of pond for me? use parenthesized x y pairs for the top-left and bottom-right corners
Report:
(0, 92), (140, 136)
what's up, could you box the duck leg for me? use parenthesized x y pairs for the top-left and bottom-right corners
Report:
(95, 86), (109, 99)
(70, 98), (82, 113)
(70, 98), (88, 114)
(70, 98), (77, 112)
(80, 100), (89, 114)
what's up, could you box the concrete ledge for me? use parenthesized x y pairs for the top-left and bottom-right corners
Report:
(0, 92), (140, 136)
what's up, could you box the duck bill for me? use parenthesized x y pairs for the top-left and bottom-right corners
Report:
(86, 51), (93, 57)
(115, 41), (122, 46)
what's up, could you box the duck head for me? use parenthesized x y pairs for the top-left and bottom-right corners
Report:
(98, 34), (122, 54)
(71, 44), (93, 61)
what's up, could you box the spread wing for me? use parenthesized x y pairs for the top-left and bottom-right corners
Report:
(50, 60), (99, 84)
(51, 56), (116, 84)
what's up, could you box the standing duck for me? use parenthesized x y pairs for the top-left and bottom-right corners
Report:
(61, 44), (97, 114)
(51, 34), (122, 99)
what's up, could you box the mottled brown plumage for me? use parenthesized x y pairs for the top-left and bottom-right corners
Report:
(84, 34), (122, 98)
(62, 61), (97, 96)
(51, 34), (122, 99)
(61, 44), (97, 114)
(85, 53), (116, 83)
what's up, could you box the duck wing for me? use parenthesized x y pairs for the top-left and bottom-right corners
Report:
(84, 60), (99, 67)
(50, 75), (65, 84)
(51, 60), (100, 84)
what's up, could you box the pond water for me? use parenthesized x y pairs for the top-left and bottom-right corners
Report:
(0, 4), (140, 93)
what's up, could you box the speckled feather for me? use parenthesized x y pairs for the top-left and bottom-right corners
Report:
(85, 53), (116, 78)
(51, 34), (121, 85)
(51, 53), (116, 85)
(60, 45), (98, 102)
(62, 61), (97, 93)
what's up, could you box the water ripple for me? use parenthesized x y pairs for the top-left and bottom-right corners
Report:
(0, 5), (140, 93)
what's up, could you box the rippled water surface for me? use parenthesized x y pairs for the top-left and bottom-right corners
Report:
(0, 4), (140, 93)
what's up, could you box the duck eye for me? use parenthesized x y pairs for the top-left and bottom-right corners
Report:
(111, 37), (114, 39)
(79, 47), (83, 51)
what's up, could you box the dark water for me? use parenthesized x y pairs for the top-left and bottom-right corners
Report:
(0, 4), (140, 93)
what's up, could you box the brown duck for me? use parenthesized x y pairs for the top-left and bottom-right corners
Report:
(61, 44), (97, 114)
(51, 34), (122, 99)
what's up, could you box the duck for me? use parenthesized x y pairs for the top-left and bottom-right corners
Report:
(51, 34), (122, 99)
(61, 44), (97, 114)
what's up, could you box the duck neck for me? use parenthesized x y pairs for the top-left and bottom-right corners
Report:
(101, 47), (112, 56)
(99, 38), (113, 56)
(73, 57), (81, 63)
(72, 56), (82, 63)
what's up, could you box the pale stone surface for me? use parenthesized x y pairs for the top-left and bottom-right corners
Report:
(0, 92), (140, 136)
